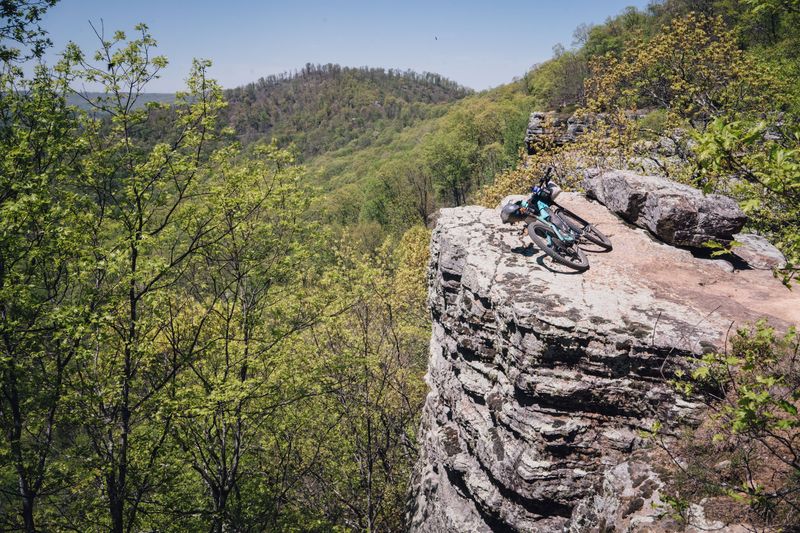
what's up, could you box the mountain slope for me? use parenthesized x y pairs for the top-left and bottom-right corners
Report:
(304, 80), (534, 230)
(223, 63), (472, 157)
(66, 92), (175, 110)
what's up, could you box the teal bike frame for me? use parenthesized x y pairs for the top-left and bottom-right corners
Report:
(521, 198), (576, 247)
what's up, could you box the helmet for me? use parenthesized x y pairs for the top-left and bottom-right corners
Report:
(500, 202), (526, 224)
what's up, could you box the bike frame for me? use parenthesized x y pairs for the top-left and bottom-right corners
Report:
(521, 198), (576, 247)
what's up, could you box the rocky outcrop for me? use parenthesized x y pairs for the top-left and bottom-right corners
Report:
(583, 169), (747, 248)
(408, 193), (799, 532)
(525, 112), (590, 154)
(566, 457), (667, 532)
(525, 111), (652, 155)
(566, 455), (752, 533)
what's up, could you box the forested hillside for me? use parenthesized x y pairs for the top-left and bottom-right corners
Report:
(220, 65), (533, 238)
(223, 64), (471, 157)
(307, 81), (533, 233)
(1, 0), (799, 531)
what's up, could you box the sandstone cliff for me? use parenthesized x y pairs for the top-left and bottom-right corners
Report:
(408, 192), (800, 532)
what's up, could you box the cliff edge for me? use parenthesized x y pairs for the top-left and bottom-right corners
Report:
(408, 192), (800, 532)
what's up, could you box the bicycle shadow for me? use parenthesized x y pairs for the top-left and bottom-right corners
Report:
(536, 254), (586, 275)
(510, 244), (586, 275)
(510, 244), (536, 257)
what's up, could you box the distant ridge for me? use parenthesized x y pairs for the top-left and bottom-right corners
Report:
(223, 63), (473, 157)
(66, 92), (175, 111)
(66, 65), (471, 160)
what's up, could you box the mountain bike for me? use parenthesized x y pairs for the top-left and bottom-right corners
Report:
(500, 167), (611, 271)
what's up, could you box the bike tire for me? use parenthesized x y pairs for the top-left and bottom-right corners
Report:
(554, 207), (612, 251)
(527, 221), (590, 271)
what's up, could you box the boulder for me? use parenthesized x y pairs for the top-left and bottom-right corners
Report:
(583, 169), (747, 247)
(733, 233), (787, 270)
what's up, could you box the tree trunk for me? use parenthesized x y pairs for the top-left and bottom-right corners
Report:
(6, 354), (38, 533)
(210, 485), (230, 533)
(107, 473), (124, 533)
(21, 493), (35, 532)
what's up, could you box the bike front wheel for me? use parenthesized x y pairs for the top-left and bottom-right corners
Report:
(553, 207), (612, 251)
(527, 221), (590, 271)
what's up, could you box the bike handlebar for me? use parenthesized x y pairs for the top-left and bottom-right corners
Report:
(540, 166), (553, 186)
(532, 166), (555, 193)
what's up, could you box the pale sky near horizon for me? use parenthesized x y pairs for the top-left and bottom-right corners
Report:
(37, 0), (652, 92)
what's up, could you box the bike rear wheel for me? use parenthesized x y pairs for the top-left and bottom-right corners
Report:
(527, 221), (589, 271)
(554, 207), (612, 251)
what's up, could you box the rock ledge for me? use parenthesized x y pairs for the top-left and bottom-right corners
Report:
(408, 193), (799, 532)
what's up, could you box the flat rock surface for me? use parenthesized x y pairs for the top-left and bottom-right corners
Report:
(466, 193), (794, 346)
(408, 193), (798, 533)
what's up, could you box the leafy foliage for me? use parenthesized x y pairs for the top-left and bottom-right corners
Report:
(308, 81), (533, 231)
(693, 118), (800, 283)
(0, 15), (433, 531)
(656, 322), (800, 529)
(477, 109), (638, 206)
(524, 47), (587, 111)
(0, 0), (57, 62)
(585, 13), (782, 123)
(0, 41), (87, 533)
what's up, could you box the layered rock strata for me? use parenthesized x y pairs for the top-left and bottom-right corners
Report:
(525, 112), (590, 154)
(525, 111), (650, 155)
(408, 193), (799, 532)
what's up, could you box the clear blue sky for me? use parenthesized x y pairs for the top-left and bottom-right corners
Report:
(39, 0), (651, 92)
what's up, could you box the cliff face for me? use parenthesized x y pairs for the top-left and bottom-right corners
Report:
(408, 193), (800, 532)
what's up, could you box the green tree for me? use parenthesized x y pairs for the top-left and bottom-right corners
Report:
(744, 0), (800, 15)
(0, 2), (93, 529)
(169, 143), (324, 531)
(426, 133), (479, 206)
(62, 26), (227, 532)
(0, 0), (57, 62)
(0, 56), (87, 533)
(693, 118), (800, 284)
(656, 321), (800, 529)
(585, 12), (781, 123)
(298, 230), (429, 531)
(526, 48), (588, 109)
